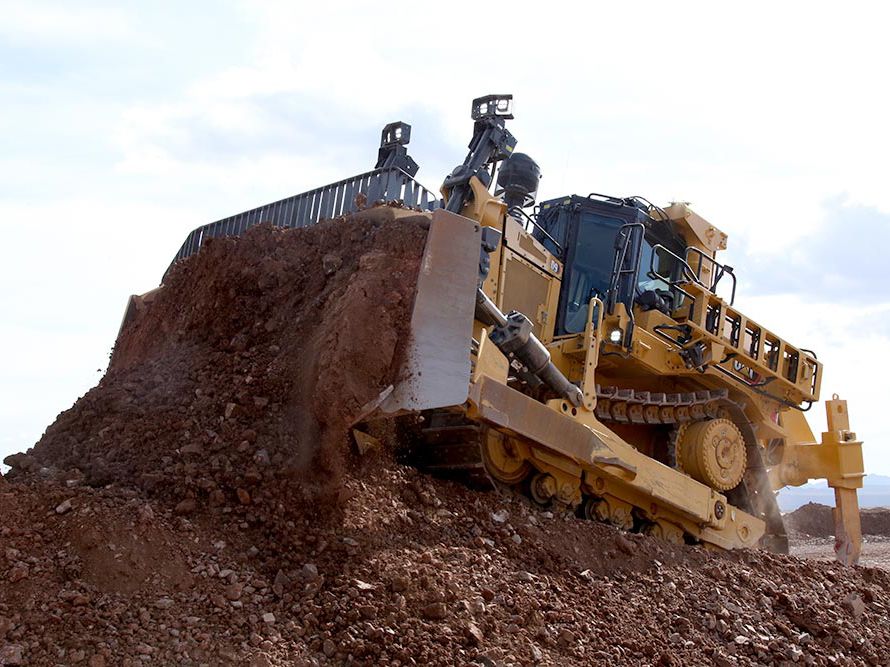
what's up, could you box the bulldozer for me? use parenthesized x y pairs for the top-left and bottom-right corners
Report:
(131, 94), (865, 564)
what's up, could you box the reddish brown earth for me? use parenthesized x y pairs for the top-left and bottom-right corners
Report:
(3, 208), (890, 666)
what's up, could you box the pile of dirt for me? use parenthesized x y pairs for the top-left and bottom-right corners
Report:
(3, 457), (890, 666)
(3, 207), (890, 665)
(7, 206), (428, 513)
(786, 502), (890, 538)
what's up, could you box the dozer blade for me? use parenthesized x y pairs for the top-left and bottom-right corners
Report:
(371, 209), (481, 416)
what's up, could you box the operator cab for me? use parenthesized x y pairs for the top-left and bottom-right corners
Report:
(532, 194), (686, 335)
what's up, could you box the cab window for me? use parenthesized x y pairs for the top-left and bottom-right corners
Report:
(562, 212), (624, 333)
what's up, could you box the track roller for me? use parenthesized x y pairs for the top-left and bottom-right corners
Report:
(480, 429), (531, 484)
(579, 495), (634, 531)
(528, 472), (557, 506)
(641, 519), (685, 545)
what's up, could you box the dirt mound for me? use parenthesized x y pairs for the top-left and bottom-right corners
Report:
(4, 208), (890, 665)
(8, 207), (428, 511)
(786, 502), (890, 538)
(4, 457), (890, 665)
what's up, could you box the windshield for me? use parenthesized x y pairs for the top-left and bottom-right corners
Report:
(562, 212), (624, 333)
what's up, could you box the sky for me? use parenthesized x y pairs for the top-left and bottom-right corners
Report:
(1, 1), (889, 476)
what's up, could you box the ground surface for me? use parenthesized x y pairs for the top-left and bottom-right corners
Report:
(3, 208), (890, 666)
(790, 537), (890, 571)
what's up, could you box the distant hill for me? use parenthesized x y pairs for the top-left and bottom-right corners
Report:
(777, 474), (890, 511)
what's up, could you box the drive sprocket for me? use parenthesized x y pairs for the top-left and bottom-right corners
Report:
(676, 418), (747, 491)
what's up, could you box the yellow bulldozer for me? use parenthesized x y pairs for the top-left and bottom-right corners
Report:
(145, 95), (865, 564)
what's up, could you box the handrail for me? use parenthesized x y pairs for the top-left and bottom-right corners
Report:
(163, 167), (440, 281)
(606, 222), (645, 348)
(510, 206), (563, 255)
(685, 246), (738, 305)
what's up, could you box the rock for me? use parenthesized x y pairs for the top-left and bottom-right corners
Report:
(491, 509), (509, 523)
(88, 655), (107, 667)
(180, 442), (204, 456)
(272, 570), (290, 597)
(358, 605), (377, 620)
(54, 499), (73, 514)
(262, 612), (275, 624)
(342, 537), (359, 547)
(454, 621), (480, 648)
(225, 583), (243, 601)
(137, 504), (155, 522)
(724, 601), (744, 615)
(786, 645), (804, 662)
(422, 602), (448, 620)
(390, 574), (409, 592)
(530, 643), (543, 663)
(248, 654), (272, 667)
(218, 647), (239, 662)
(8, 564), (28, 583)
(175, 497), (197, 515)
(322, 254), (343, 275)
(843, 593), (866, 620)
(557, 629), (576, 647)
(322, 639), (336, 657)
(236, 488), (251, 505)
(302, 563), (319, 580)
(712, 652), (734, 667)
(155, 597), (175, 610)
(616, 534), (635, 555)
(481, 588), (495, 602)
(0, 644), (24, 665)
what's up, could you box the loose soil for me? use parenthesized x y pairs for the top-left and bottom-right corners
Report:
(3, 207), (890, 666)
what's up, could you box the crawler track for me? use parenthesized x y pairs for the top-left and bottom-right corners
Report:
(414, 386), (788, 551)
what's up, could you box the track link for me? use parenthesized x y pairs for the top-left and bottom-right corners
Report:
(594, 385), (729, 426)
(416, 409), (489, 486)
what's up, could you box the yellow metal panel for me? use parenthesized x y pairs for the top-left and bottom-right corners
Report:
(499, 249), (558, 340)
